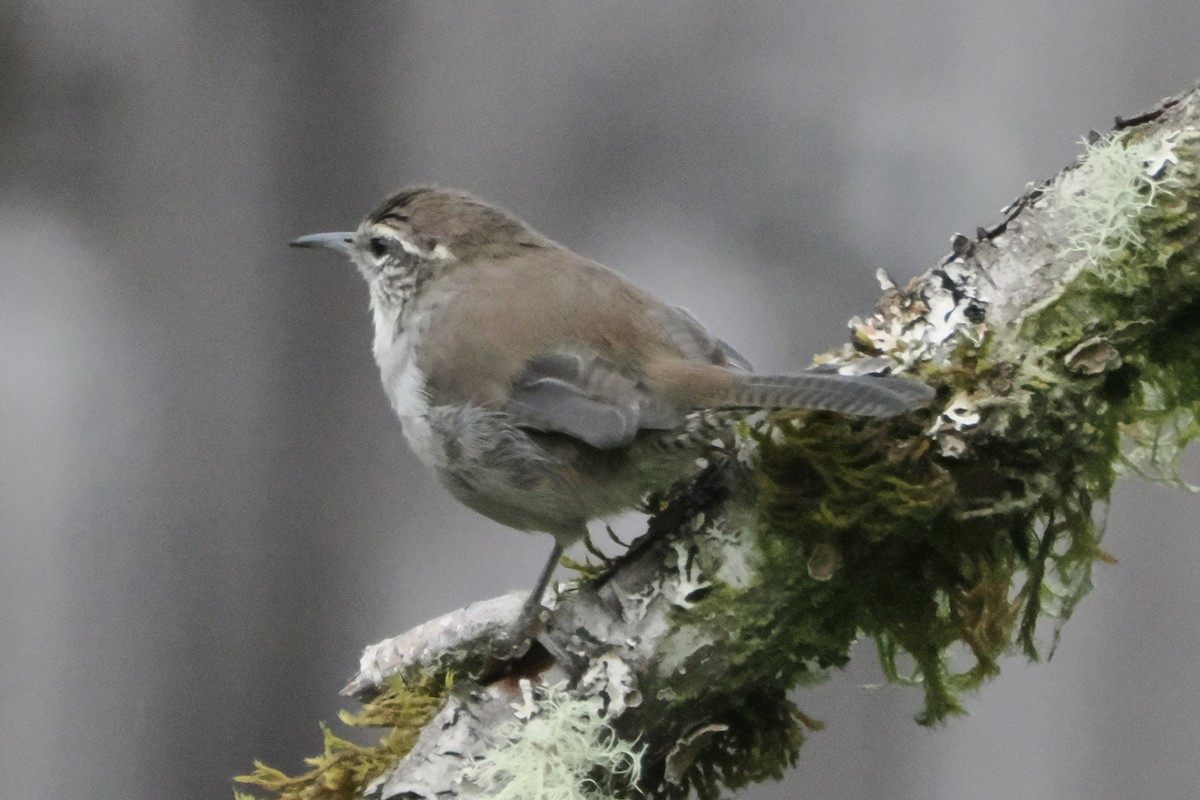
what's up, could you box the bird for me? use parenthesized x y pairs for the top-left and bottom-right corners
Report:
(291, 186), (933, 634)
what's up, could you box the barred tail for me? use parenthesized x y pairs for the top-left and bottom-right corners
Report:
(720, 370), (934, 418)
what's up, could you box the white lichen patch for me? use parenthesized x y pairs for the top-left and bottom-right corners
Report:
(706, 517), (755, 588)
(733, 412), (770, 467)
(658, 625), (717, 677)
(1040, 130), (1184, 284)
(940, 391), (983, 431)
(462, 681), (643, 800)
(618, 580), (660, 623)
(661, 542), (712, 609)
(579, 653), (642, 717)
(923, 279), (977, 347)
(927, 391), (989, 458)
(876, 268), (897, 291)
(847, 257), (987, 371)
(510, 678), (540, 721)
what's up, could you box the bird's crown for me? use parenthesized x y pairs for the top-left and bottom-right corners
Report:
(359, 186), (543, 266)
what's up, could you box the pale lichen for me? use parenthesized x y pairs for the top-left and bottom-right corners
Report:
(1041, 130), (1184, 286)
(462, 680), (643, 800)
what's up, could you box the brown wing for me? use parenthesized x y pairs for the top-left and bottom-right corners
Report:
(645, 305), (753, 371)
(505, 350), (684, 448)
(415, 246), (730, 410)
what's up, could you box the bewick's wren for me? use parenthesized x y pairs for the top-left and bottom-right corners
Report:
(292, 186), (932, 627)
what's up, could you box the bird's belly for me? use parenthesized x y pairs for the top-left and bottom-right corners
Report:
(425, 404), (687, 544)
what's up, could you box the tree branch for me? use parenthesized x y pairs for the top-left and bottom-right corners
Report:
(237, 81), (1200, 800)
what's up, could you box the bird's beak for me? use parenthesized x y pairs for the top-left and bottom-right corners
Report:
(289, 231), (355, 255)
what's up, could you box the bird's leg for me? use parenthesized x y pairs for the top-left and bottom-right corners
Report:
(475, 541), (567, 679)
(488, 541), (564, 662)
(513, 540), (563, 639)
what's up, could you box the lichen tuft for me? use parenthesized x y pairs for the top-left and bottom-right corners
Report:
(462, 680), (644, 800)
(1043, 131), (1183, 286)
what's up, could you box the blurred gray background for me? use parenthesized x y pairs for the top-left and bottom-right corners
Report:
(3, 2), (1198, 799)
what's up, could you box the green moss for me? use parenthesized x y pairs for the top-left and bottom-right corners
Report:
(1023, 137), (1200, 492)
(234, 671), (448, 800)
(663, 690), (818, 800)
(746, 414), (982, 725)
(648, 129), (1200, 799)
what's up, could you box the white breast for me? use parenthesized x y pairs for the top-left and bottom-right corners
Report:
(371, 304), (444, 467)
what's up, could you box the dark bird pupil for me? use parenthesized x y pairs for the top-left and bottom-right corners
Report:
(368, 237), (388, 259)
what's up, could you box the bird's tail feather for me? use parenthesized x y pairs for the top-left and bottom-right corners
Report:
(721, 371), (933, 418)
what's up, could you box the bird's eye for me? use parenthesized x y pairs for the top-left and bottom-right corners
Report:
(368, 237), (389, 259)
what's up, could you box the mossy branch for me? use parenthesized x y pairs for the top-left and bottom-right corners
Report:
(237, 82), (1200, 800)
